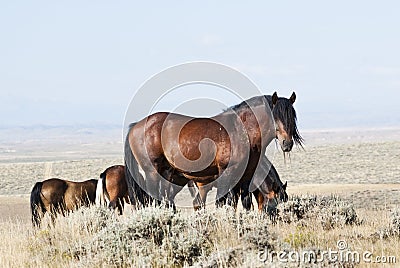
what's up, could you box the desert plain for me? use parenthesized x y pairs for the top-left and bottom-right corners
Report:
(0, 126), (399, 267)
(1, 126), (399, 222)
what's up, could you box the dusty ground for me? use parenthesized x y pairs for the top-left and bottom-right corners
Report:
(0, 127), (399, 223)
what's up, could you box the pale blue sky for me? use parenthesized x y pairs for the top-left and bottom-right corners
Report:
(1, 1), (399, 129)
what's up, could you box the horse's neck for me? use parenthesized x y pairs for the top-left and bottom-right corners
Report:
(240, 105), (274, 145)
(215, 99), (275, 148)
(211, 112), (257, 154)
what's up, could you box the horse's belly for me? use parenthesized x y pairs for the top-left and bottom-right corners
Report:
(180, 165), (219, 180)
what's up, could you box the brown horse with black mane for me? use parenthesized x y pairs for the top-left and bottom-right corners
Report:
(190, 156), (288, 212)
(30, 178), (98, 227)
(244, 156), (288, 212)
(95, 164), (129, 215)
(125, 92), (302, 209)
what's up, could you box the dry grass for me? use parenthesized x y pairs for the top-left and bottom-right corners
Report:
(0, 198), (399, 267)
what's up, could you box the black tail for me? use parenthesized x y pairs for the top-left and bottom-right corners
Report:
(124, 123), (153, 208)
(30, 182), (45, 227)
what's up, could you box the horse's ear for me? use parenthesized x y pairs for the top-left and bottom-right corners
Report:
(283, 181), (287, 190)
(272, 92), (278, 105)
(289, 92), (296, 104)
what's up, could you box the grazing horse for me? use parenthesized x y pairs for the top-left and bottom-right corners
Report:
(190, 157), (288, 212)
(253, 162), (288, 213)
(30, 178), (97, 227)
(246, 156), (288, 212)
(95, 165), (129, 215)
(125, 92), (302, 208)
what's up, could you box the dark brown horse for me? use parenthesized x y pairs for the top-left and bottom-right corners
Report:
(125, 92), (302, 208)
(190, 156), (288, 212)
(249, 156), (288, 212)
(30, 178), (98, 227)
(95, 165), (129, 215)
(220, 92), (302, 210)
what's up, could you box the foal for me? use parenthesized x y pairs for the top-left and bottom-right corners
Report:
(190, 157), (288, 213)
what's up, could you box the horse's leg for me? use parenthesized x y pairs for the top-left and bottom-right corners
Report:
(216, 187), (239, 208)
(117, 198), (124, 215)
(43, 200), (58, 226)
(215, 194), (226, 207)
(226, 186), (240, 209)
(164, 173), (188, 211)
(240, 180), (253, 211)
(187, 180), (202, 209)
(116, 167), (128, 214)
(193, 192), (202, 210)
(253, 190), (264, 212)
(193, 182), (213, 210)
(107, 199), (123, 215)
(158, 178), (171, 208)
(143, 168), (163, 207)
(48, 202), (63, 226)
(215, 164), (239, 208)
(187, 180), (198, 198)
(193, 185), (203, 210)
(165, 183), (179, 212)
(155, 167), (173, 208)
(216, 186), (242, 208)
(107, 200), (119, 213)
(193, 196), (201, 210)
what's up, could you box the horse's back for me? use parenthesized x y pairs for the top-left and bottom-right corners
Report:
(64, 179), (97, 210)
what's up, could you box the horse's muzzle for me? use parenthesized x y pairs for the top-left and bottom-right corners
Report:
(281, 140), (293, 152)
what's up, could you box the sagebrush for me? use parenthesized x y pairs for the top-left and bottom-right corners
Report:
(1, 196), (399, 267)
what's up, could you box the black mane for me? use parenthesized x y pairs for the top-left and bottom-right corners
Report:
(228, 94), (304, 147)
(227, 95), (268, 112)
(267, 95), (304, 147)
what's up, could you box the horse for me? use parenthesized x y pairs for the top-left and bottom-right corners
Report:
(190, 156), (288, 212)
(253, 162), (288, 213)
(95, 165), (129, 215)
(217, 91), (302, 210)
(30, 178), (98, 227)
(125, 92), (302, 209)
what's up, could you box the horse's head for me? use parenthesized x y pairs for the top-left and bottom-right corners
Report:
(276, 181), (288, 203)
(260, 169), (288, 208)
(263, 180), (288, 216)
(267, 180), (288, 203)
(270, 92), (303, 152)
